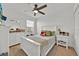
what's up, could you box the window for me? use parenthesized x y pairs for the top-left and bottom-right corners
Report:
(26, 20), (34, 34)
(26, 20), (34, 27)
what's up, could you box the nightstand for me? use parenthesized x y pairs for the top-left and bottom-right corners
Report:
(56, 35), (69, 49)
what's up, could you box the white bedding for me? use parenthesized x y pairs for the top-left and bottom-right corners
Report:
(25, 35), (48, 46)
(21, 35), (55, 56)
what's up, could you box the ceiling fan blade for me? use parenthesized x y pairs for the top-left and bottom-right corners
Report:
(37, 4), (47, 10)
(38, 10), (45, 15)
(34, 12), (36, 16)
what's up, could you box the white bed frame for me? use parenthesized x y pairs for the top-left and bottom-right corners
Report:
(20, 26), (56, 56)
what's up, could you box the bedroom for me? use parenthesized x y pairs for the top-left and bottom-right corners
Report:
(0, 3), (79, 56)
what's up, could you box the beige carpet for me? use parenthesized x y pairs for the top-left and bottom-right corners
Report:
(9, 44), (77, 56)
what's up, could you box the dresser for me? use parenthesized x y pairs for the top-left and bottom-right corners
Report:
(56, 32), (70, 49)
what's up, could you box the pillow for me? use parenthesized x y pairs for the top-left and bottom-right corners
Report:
(40, 31), (46, 36)
(40, 31), (55, 36)
(45, 31), (55, 36)
(52, 31), (55, 36)
(45, 31), (51, 36)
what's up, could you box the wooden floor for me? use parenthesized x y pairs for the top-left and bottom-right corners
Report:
(9, 45), (27, 56)
(9, 44), (77, 56)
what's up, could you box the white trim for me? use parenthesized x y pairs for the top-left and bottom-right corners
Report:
(45, 41), (55, 56)
(22, 36), (40, 46)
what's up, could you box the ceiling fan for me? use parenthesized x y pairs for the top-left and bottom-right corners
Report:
(32, 4), (47, 16)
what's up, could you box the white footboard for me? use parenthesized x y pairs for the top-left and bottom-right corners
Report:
(20, 36), (55, 56)
(40, 36), (55, 56)
(21, 37), (40, 56)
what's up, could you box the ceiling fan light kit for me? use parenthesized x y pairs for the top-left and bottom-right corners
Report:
(34, 10), (38, 13)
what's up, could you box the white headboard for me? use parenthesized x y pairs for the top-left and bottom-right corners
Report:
(41, 25), (57, 31)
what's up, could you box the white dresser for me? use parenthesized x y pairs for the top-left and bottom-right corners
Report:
(56, 35), (70, 49)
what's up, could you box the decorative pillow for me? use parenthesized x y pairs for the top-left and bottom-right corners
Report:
(40, 31), (46, 36)
(45, 31), (55, 36)
(52, 31), (55, 36)
(40, 31), (55, 36)
(45, 31), (51, 36)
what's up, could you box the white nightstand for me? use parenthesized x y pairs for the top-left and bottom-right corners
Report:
(56, 35), (69, 49)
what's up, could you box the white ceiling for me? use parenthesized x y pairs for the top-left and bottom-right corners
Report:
(2, 3), (75, 18)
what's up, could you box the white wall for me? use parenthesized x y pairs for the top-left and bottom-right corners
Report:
(0, 25), (9, 54)
(74, 4), (79, 55)
(37, 4), (75, 47)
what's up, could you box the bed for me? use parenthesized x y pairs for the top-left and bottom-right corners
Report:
(20, 26), (56, 56)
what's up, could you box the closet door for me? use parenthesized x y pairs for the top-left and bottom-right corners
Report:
(75, 6), (79, 55)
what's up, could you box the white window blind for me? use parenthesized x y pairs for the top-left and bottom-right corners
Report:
(26, 20), (34, 27)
